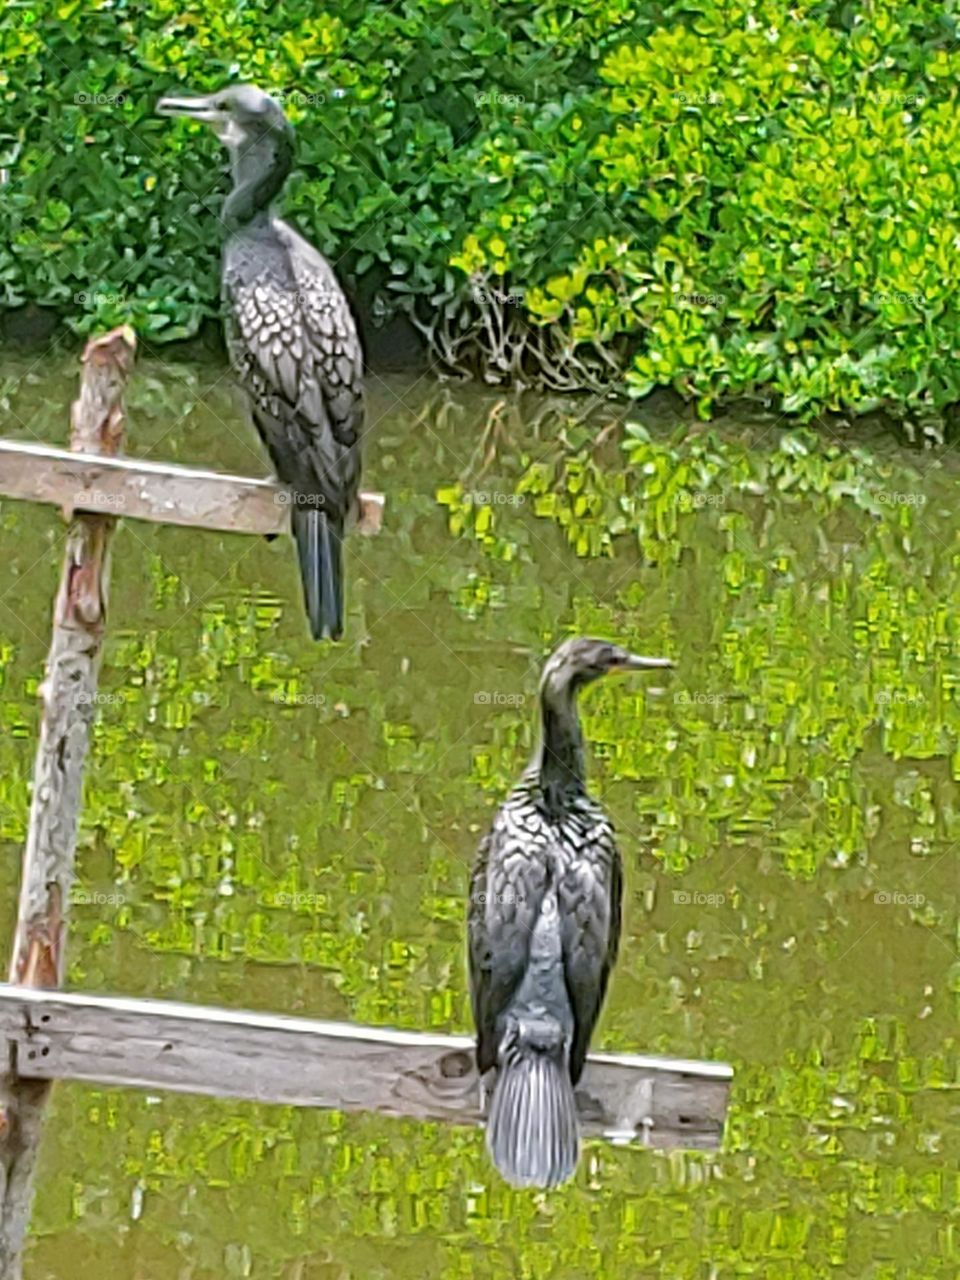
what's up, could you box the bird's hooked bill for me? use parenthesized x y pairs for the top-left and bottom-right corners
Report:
(615, 653), (674, 672)
(156, 95), (221, 121)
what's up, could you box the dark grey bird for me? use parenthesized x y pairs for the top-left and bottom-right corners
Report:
(157, 84), (363, 640)
(468, 637), (672, 1188)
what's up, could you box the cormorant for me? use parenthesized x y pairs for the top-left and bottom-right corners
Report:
(468, 637), (672, 1188)
(157, 84), (363, 640)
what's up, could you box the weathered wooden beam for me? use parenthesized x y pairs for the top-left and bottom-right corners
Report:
(0, 328), (136, 1279)
(0, 986), (732, 1151)
(0, 439), (385, 536)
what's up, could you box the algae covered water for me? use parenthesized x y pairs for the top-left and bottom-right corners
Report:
(0, 357), (955, 1278)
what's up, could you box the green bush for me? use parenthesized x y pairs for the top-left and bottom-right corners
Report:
(2, 0), (960, 426)
(0, 0), (642, 344)
(526, 0), (960, 426)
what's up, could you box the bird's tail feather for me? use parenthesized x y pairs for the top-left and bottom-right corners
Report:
(487, 1018), (579, 1189)
(291, 505), (343, 641)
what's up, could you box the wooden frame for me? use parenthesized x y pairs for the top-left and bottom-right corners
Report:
(0, 986), (731, 1149)
(0, 329), (731, 1277)
(0, 439), (384, 536)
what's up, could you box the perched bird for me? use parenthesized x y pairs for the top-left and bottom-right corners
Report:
(157, 85), (363, 640)
(468, 637), (672, 1188)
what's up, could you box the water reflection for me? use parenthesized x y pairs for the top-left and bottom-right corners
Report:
(0, 357), (954, 1279)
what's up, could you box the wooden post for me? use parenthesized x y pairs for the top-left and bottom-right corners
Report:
(0, 327), (135, 1277)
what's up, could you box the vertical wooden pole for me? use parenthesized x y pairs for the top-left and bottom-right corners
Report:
(0, 327), (135, 1277)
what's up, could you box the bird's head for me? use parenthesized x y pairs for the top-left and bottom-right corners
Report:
(158, 84), (295, 225)
(157, 84), (293, 155)
(540, 636), (672, 700)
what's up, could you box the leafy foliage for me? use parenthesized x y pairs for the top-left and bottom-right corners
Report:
(0, 0), (644, 348)
(532, 0), (960, 425)
(5, 1), (960, 423)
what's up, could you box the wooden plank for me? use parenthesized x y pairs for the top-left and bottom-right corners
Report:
(0, 328), (136, 1279)
(0, 986), (732, 1151)
(0, 439), (384, 536)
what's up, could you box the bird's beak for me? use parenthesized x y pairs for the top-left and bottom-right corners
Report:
(156, 94), (223, 124)
(614, 653), (674, 672)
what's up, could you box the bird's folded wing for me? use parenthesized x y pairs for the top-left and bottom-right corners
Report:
(468, 812), (551, 1070)
(558, 824), (622, 1082)
(280, 225), (364, 449)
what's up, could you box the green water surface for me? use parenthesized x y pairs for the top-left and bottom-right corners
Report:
(0, 357), (955, 1278)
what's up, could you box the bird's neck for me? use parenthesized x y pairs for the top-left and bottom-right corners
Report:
(532, 684), (586, 813)
(224, 135), (292, 230)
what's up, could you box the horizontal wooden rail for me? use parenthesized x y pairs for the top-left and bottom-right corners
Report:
(0, 440), (384, 536)
(0, 986), (732, 1151)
